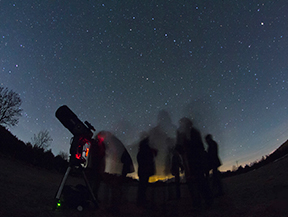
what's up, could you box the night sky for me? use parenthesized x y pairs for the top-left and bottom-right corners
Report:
(1, 1), (288, 172)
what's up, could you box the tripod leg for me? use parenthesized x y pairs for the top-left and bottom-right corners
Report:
(82, 170), (99, 208)
(55, 166), (72, 199)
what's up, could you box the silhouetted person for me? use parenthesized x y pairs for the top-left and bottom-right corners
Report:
(119, 149), (134, 205)
(93, 131), (131, 213)
(203, 150), (210, 180)
(86, 137), (106, 201)
(171, 144), (184, 199)
(177, 117), (213, 208)
(205, 134), (223, 197)
(137, 136), (157, 206)
(121, 149), (134, 177)
(148, 110), (177, 177)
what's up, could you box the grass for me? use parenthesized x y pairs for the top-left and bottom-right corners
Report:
(1, 153), (288, 217)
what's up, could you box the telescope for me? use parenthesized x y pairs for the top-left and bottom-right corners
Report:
(55, 105), (95, 167)
(55, 105), (95, 137)
(54, 105), (98, 210)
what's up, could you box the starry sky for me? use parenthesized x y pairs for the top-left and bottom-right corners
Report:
(1, 0), (288, 172)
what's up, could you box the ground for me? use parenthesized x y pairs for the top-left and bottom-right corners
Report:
(0, 154), (288, 217)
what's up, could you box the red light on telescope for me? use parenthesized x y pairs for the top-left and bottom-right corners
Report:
(85, 148), (89, 157)
(75, 151), (81, 160)
(74, 137), (91, 164)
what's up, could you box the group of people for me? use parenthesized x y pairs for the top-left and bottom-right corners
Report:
(84, 117), (223, 210)
(136, 117), (223, 208)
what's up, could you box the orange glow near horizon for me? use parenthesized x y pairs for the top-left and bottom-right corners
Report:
(127, 173), (176, 183)
(149, 175), (174, 183)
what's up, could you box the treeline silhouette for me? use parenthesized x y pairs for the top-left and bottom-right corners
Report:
(222, 140), (288, 178)
(1, 125), (288, 180)
(0, 125), (68, 173)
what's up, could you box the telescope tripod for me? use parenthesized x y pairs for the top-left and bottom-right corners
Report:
(54, 162), (99, 210)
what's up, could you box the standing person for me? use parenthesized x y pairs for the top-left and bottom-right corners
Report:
(205, 134), (224, 197)
(121, 149), (134, 178)
(137, 136), (157, 207)
(85, 136), (106, 203)
(171, 144), (184, 199)
(119, 149), (134, 205)
(177, 117), (213, 209)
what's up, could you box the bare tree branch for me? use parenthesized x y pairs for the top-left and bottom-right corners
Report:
(0, 87), (22, 127)
(31, 130), (53, 150)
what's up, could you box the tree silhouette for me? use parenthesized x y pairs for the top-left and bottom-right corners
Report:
(0, 87), (22, 127)
(31, 130), (53, 151)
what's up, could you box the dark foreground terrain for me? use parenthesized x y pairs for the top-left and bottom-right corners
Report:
(0, 154), (288, 217)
